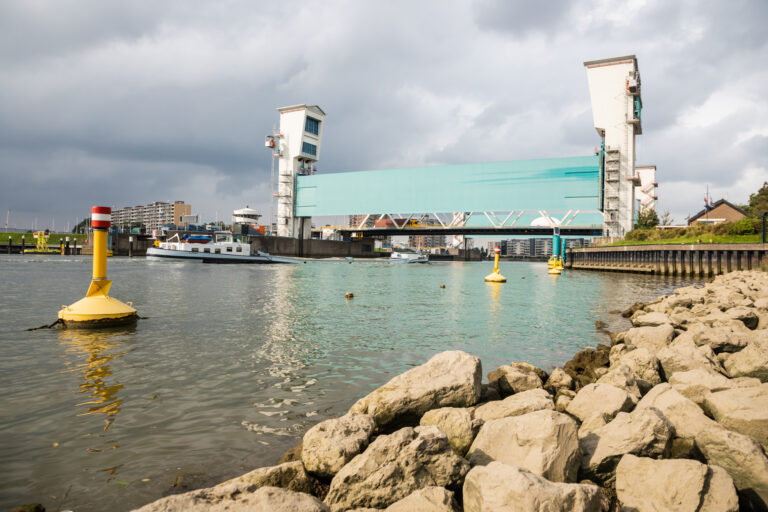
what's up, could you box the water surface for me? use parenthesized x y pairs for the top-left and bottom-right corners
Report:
(0, 255), (699, 510)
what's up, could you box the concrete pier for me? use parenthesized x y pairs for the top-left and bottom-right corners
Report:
(567, 243), (768, 276)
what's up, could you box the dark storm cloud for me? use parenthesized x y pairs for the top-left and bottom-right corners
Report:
(1, 0), (766, 228)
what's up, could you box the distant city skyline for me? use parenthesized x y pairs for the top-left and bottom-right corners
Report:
(1, 1), (767, 230)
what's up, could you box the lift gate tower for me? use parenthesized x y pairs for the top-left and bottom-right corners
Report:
(267, 104), (326, 238)
(584, 55), (644, 238)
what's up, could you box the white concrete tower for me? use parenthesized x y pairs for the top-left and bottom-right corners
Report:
(274, 104), (325, 238)
(584, 55), (643, 237)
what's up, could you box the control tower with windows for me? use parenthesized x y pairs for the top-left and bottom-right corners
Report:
(268, 104), (325, 238)
(584, 55), (643, 238)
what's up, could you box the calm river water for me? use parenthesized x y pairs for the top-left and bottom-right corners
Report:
(0, 255), (699, 510)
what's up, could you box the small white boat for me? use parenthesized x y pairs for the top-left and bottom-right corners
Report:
(146, 232), (301, 264)
(390, 248), (429, 263)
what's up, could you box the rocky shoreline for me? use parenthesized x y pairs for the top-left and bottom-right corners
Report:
(134, 270), (768, 512)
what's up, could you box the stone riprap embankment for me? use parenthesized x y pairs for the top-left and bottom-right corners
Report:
(135, 270), (768, 512)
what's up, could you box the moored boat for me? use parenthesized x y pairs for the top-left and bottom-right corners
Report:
(390, 248), (429, 263)
(146, 231), (301, 264)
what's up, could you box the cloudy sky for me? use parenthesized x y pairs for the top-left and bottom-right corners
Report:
(1, 0), (767, 231)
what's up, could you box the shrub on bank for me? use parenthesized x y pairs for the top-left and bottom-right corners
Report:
(624, 219), (762, 243)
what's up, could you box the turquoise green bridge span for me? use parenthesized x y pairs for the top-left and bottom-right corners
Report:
(296, 155), (601, 218)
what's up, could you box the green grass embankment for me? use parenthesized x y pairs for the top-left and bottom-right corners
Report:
(604, 234), (762, 246)
(605, 218), (765, 247)
(1, 232), (88, 245)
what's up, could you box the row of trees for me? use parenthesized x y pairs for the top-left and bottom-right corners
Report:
(636, 182), (768, 230)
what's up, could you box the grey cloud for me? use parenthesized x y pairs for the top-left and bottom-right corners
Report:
(1, 0), (766, 229)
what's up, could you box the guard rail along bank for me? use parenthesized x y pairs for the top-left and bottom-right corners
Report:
(566, 243), (768, 276)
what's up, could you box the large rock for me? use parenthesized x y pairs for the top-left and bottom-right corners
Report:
(467, 410), (580, 483)
(487, 364), (543, 396)
(420, 407), (478, 456)
(679, 323), (747, 353)
(133, 462), (316, 512)
(563, 345), (610, 389)
(609, 346), (661, 390)
(615, 455), (738, 512)
(697, 425), (768, 509)
(462, 462), (603, 512)
(623, 324), (675, 352)
(657, 337), (725, 379)
(579, 407), (673, 483)
(635, 384), (717, 440)
(349, 351), (482, 427)
(565, 383), (636, 423)
(726, 306), (760, 330)
(301, 413), (376, 478)
(325, 426), (469, 511)
(472, 388), (553, 423)
(703, 384), (768, 449)
(632, 312), (672, 327)
(723, 331), (768, 381)
(543, 367), (573, 394)
(595, 364), (642, 399)
(669, 368), (760, 406)
(383, 487), (458, 512)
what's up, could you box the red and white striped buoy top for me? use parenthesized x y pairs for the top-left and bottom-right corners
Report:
(92, 206), (111, 229)
(494, 246), (501, 254)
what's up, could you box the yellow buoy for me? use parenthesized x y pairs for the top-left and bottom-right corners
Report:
(485, 246), (507, 283)
(58, 206), (137, 328)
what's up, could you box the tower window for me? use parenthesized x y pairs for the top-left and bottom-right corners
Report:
(305, 117), (320, 135)
(302, 142), (317, 156)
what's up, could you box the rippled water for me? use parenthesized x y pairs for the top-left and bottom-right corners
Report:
(0, 255), (699, 510)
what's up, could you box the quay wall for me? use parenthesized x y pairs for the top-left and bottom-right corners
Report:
(567, 243), (768, 276)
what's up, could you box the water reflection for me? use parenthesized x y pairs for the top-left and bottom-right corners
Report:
(57, 327), (135, 429)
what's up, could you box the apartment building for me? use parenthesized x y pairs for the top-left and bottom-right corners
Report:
(111, 201), (192, 231)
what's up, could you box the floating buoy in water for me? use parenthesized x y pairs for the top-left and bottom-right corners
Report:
(484, 246), (506, 283)
(58, 206), (137, 328)
(345, 292), (354, 299)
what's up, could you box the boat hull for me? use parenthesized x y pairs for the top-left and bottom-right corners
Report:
(146, 247), (300, 264)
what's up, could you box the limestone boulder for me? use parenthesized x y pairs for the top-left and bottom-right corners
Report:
(382, 487), (458, 512)
(577, 413), (611, 439)
(555, 389), (575, 413)
(301, 413), (376, 478)
(349, 351), (482, 427)
(596, 364), (642, 399)
(726, 306), (759, 330)
(657, 337), (725, 379)
(635, 383), (717, 440)
(703, 384), (768, 449)
(510, 361), (548, 381)
(611, 347), (661, 391)
(462, 462), (603, 512)
(579, 407), (673, 483)
(487, 364), (542, 396)
(543, 367), (573, 394)
(472, 388), (553, 423)
(697, 425), (768, 509)
(615, 455), (738, 512)
(623, 324), (675, 353)
(669, 368), (760, 406)
(565, 383), (636, 423)
(325, 426), (469, 511)
(133, 462), (317, 512)
(467, 410), (580, 483)
(723, 330), (768, 381)
(563, 345), (610, 389)
(680, 323), (747, 353)
(420, 407), (479, 456)
(632, 312), (672, 327)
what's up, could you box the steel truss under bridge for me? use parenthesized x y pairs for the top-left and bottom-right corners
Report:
(295, 155), (603, 232)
